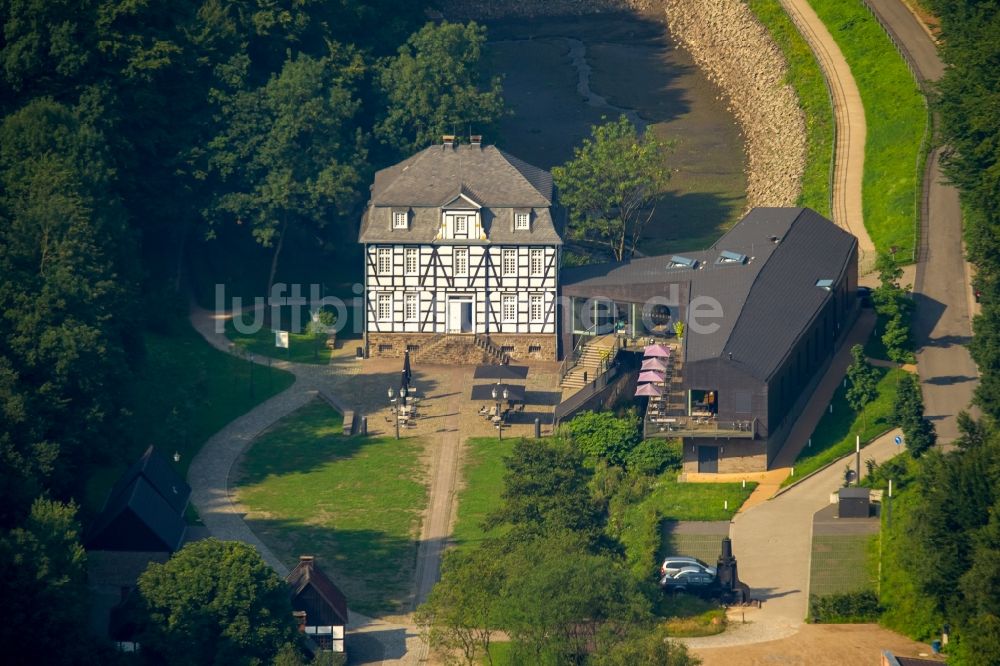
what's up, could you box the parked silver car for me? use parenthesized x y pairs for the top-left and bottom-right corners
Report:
(660, 566), (717, 590)
(659, 556), (717, 578)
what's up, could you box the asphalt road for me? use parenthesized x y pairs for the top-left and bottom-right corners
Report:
(864, 0), (979, 441)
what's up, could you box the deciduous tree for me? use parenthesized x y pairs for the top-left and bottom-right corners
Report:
(137, 539), (298, 665)
(552, 115), (672, 261)
(846, 344), (879, 430)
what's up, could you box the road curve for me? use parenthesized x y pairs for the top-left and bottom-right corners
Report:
(862, 0), (979, 441)
(777, 0), (875, 269)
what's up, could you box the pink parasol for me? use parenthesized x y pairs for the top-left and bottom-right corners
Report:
(637, 370), (666, 383)
(643, 344), (671, 358)
(634, 383), (662, 397)
(641, 357), (668, 372)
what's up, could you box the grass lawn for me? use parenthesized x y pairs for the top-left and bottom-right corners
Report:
(235, 399), (428, 616)
(782, 367), (906, 487)
(808, 0), (927, 260)
(657, 594), (727, 637)
(747, 0), (834, 216)
(452, 437), (516, 552)
(619, 476), (756, 580)
(809, 533), (878, 597)
(225, 312), (333, 365)
(83, 322), (295, 517)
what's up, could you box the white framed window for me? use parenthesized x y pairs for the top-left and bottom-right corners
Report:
(529, 248), (543, 276)
(376, 247), (392, 275)
(404, 292), (418, 321)
(501, 294), (517, 323)
(454, 215), (468, 234)
(377, 293), (392, 321)
(515, 212), (530, 230)
(404, 248), (418, 275)
(502, 248), (517, 276)
(454, 247), (468, 276)
(529, 294), (544, 322)
(393, 210), (408, 229)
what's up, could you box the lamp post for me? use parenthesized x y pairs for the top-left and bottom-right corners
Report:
(388, 387), (399, 440)
(248, 352), (255, 398)
(173, 451), (181, 464)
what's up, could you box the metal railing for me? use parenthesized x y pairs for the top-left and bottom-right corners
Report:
(644, 416), (758, 440)
(474, 334), (510, 365)
(559, 324), (599, 382)
(553, 361), (621, 427)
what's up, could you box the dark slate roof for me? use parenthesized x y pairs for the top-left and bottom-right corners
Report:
(358, 144), (563, 245)
(562, 208), (857, 381)
(286, 557), (349, 625)
(86, 476), (187, 552)
(106, 445), (190, 516)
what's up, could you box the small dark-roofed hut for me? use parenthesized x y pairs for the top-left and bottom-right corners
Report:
(107, 445), (191, 515)
(86, 476), (187, 552)
(286, 556), (348, 654)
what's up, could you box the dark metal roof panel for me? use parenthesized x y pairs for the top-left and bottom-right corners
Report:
(286, 559), (349, 625)
(105, 445), (191, 516)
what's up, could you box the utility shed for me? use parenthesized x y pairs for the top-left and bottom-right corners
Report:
(838, 487), (871, 518)
(286, 556), (349, 654)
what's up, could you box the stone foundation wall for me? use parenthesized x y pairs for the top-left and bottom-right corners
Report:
(682, 439), (769, 474)
(366, 333), (557, 363)
(365, 333), (441, 359)
(482, 334), (558, 361)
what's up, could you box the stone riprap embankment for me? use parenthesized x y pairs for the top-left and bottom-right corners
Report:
(657, 0), (806, 208)
(440, 0), (807, 210)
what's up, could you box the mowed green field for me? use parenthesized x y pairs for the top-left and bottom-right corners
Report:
(810, 534), (878, 596)
(235, 399), (428, 615)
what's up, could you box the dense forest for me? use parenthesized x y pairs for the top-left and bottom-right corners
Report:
(868, 1), (1000, 663)
(0, 1), (507, 661)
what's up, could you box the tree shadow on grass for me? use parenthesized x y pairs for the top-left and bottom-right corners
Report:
(246, 518), (420, 618)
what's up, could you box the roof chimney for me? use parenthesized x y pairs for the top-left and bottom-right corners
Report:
(299, 555), (315, 566)
(442, 135), (455, 149)
(470, 134), (482, 148)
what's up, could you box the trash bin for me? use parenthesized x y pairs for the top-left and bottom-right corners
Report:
(931, 640), (941, 654)
(356, 346), (364, 360)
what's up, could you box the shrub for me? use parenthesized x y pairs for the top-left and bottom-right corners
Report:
(809, 591), (881, 623)
(626, 439), (683, 476)
(567, 410), (641, 466)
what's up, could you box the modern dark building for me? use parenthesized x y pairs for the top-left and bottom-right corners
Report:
(561, 208), (858, 473)
(287, 555), (349, 655)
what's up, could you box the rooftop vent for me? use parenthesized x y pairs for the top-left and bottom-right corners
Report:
(815, 278), (834, 290)
(768, 235), (781, 244)
(717, 250), (748, 265)
(470, 134), (482, 147)
(668, 255), (699, 269)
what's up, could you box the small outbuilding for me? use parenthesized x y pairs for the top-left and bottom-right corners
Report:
(286, 556), (349, 655)
(837, 487), (871, 518)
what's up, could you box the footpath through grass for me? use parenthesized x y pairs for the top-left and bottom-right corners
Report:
(235, 399), (428, 616)
(84, 323), (295, 516)
(807, 0), (926, 260)
(747, 0), (834, 216)
(782, 367), (906, 487)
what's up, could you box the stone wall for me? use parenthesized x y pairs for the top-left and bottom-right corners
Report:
(438, 0), (807, 210)
(366, 332), (557, 363)
(656, 0), (806, 209)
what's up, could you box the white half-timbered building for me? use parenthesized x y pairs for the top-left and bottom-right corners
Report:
(359, 137), (564, 361)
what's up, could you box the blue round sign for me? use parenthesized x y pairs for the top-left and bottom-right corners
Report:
(894, 435), (902, 445)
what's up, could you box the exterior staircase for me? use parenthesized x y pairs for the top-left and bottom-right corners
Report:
(414, 334), (491, 365)
(560, 334), (618, 393)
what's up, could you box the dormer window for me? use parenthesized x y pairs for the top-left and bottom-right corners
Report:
(514, 210), (530, 230)
(392, 209), (408, 229)
(455, 215), (468, 234)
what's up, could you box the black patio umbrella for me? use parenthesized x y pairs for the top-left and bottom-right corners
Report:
(402, 349), (412, 386)
(472, 364), (529, 381)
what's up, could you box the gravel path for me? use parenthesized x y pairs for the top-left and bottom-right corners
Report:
(777, 0), (876, 270)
